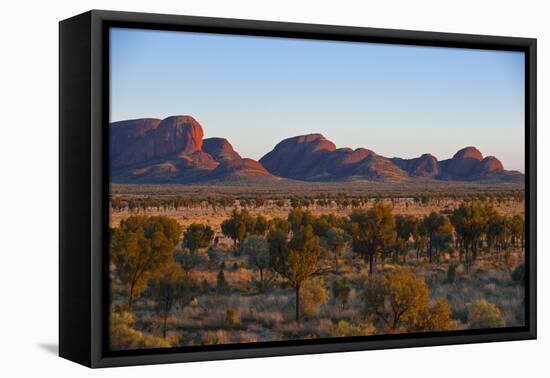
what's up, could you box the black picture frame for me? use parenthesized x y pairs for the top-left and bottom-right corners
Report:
(59, 9), (537, 368)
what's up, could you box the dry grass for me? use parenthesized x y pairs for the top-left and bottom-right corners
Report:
(112, 246), (524, 347)
(109, 185), (525, 347)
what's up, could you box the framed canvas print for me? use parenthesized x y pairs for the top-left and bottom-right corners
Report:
(59, 10), (537, 368)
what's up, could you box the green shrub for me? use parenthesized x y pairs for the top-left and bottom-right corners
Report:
(300, 277), (329, 317)
(468, 300), (505, 329)
(226, 307), (239, 326)
(329, 320), (375, 337)
(109, 311), (171, 350)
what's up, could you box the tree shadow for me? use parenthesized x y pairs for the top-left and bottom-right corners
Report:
(38, 343), (58, 355)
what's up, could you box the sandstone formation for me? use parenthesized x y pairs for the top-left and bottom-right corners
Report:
(110, 115), (522, 184)
(258, 134), (515, 182)
(110, 116), (273, 183)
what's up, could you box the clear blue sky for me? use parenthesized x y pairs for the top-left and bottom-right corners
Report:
(110, 28), (525, 172)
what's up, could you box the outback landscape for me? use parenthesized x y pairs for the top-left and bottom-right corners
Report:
(109, 116), (526, 351)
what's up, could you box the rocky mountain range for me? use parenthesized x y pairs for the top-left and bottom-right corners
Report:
(110, 116), (271, 183)
(110, 115), (523, 184)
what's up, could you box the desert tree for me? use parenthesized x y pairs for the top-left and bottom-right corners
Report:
(423, 212), (441, 263)
(221, 209), (255, 250)
(312, 215), (331, 237)
(313, 213), (349, 237)
(221, 214), (246, 251)
(350, 202), (396, 274)
(150, 262), (194, 338)
(364, 268), (455, 332)
(395, 215), (417, 263)
(176, 248), (207, 276)
(450, 203), (487, 261)
(110, 216), (182, 311)
(182, 223), (214, 253)
(287, 208), (315, 234)
(412, 219), (427, 261)
(253, 215), (270, 236)
(413, 299), (455, 332)
(324, 227), (351, 273)
(268, 217), (291, 234)
(144, 215), (183, 245)
(486, 213), (507, 255)
(268, 224), (326, 323)
(332, 278), (352, 310)
(364, 268), (427, 331)
(240, 235), (273, 291)
(178, 223), (213, 274)
(509, 214), (525, 251)
(423, 212), (453, 263)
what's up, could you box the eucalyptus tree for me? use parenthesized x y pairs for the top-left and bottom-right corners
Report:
(268, 225), (326, 323)
(325, 227), (351, 273)
(423, 212), (453, 263)
(240, 235), (273, 291)
(350, 202), (396, 274)
(110, 216), (182, 311)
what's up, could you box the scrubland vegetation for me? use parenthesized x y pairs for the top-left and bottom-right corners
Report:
(109, 185), (525, 351)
